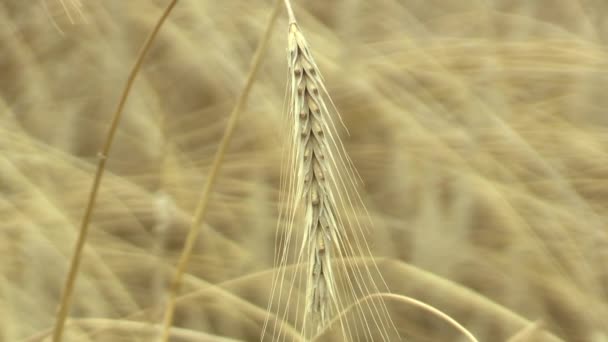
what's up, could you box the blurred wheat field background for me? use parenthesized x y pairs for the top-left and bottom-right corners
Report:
(2, 0), (608, 341)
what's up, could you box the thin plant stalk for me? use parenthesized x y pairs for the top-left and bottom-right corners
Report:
(158, 1), (282, 341)
(316, 293), (479, 342)
(283, 0), (296, 24)
(51, 1), (179, 341)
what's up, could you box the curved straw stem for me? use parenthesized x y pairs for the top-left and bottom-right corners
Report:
(314, 293), (480, 342)
(283, 0), (296, 24)
(51, 1), (179, 341)
(158, 1), (282, 341)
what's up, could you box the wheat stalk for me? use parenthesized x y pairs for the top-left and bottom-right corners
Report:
(318, 293), (479, 342)
(158, 1), (282, 341)
(50, 1), (178, 341)
(263, 1), (400, 341)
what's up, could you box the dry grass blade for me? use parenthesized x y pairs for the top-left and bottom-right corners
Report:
(50, 1), (179, 341)
(263, 1), (399, 341)
(316, 293), (479, 342)
(158, 1), (282, 341)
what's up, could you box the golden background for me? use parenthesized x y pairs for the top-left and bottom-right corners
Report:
(1, 1), (608, 341)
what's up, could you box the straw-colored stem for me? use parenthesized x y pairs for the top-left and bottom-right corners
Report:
(283, 0), (296, 24)
(158, 1), (282, 341)
(51, 1), (178, 341)
(315, 293), (479, 342)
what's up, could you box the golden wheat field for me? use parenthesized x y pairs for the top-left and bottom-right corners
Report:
(2, 0), (608, 341)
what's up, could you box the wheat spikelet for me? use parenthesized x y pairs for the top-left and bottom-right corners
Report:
(288, 21), (339, 330)
(263, 3), (399, 341)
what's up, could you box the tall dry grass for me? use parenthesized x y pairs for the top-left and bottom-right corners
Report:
(2, 0), (608, 341)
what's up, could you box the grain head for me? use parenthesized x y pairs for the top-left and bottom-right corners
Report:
(263, 12), (400, 341)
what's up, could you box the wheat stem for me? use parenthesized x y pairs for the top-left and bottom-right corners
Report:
(316, 293), (479, 342)
(50, 1), (178, 341)
(158, 1), (281, 341)
(283, 0), (297, 24)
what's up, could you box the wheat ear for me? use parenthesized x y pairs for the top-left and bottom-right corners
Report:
(264, 2), (400, 340)
(287, 21), (340, 330)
